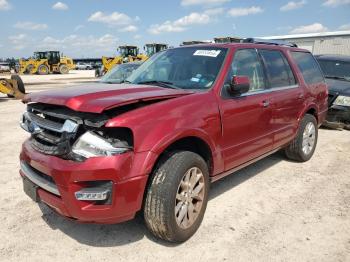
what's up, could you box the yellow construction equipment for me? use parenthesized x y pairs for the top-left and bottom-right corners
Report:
(0, 75), (25, 99)
(214, 36), (241, 43)
(181, 40), (210, 46)
(101, 45), (148, 75)
(19, 51), (75, 75)
(144, 43), (168, 57)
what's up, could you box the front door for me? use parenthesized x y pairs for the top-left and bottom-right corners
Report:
(218, 48), (274, 171)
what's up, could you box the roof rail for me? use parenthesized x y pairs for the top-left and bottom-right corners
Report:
(241, 38), (298, 48)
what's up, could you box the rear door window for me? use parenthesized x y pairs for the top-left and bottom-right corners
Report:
(291, 52), (324, 84)
(259, 50), (296, 88)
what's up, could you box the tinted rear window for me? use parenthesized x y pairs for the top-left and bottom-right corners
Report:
(259, 50), (296, 88)
(291, 52), (324, 84)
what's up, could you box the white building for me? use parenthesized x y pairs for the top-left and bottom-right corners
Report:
(260, 31), (350, 55)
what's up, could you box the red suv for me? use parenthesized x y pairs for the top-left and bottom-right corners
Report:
(20, 40), (328, 242)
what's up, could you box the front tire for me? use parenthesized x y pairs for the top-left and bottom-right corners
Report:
(144, 151), (209, 243)
(25, 65), (33, 74)
(59, 64), (69, 74)
(285, 114), (318, 162)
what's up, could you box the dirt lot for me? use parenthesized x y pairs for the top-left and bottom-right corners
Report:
(0, 72), (349, 262)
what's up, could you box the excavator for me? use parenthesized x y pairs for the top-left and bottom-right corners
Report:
(19, 51), (75, 75)
(0, 75), (25, 99)
(100, 45), (148, 76)
(144, 43), (168, 57)
(214, 36), (241, 43)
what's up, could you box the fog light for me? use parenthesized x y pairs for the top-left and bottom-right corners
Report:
(75, 189), (110, 201)
(74, 181), (113, 203)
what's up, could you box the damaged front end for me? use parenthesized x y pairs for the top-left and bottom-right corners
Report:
(323, 93), (350, 130)
(20, 103), (134, 161)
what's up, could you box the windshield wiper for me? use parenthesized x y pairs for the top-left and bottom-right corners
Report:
(325, 75), (350, 81)
(121, 80), (131, 84)
(137, 80), (179, 89)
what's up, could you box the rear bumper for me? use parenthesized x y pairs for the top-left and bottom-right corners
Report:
(20, 140), (155, 224)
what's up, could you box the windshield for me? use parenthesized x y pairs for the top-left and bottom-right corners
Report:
(100, 63), (140, 83)
(127, 46), (227, 90)
(318, 59), (350, 81)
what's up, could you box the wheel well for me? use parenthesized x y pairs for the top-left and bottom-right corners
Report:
(154, 136), (213, 175)
(306, 108), (317, 123)
(141, 136), (213, 211)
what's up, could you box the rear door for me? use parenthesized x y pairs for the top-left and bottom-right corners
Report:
(258, 49), (304, 148)
(218, 48), (274, 171)
(291, 51), (328, 123)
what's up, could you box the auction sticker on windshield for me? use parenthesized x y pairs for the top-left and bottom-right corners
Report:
(193, 50), (221, 57)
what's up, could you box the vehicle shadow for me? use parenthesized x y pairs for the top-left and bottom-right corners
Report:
(209, 151), (285, 200)
(39, 151), (285, 247)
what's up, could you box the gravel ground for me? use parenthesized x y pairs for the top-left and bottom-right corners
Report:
(0, 73), (349, 262)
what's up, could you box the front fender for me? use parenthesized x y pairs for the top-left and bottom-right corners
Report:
(105, 91), (224, 175)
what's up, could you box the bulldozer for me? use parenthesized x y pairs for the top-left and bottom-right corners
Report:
(214, 36), (241, 43)
(144, 43), (168, 57)
(19, 51), (75, 75)
(100, 45), (148, 76)
(0, 75), (25, 99)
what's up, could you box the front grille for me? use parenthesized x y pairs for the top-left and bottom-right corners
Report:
(21, 104), (80, 157)
(21, 103), (111, 159)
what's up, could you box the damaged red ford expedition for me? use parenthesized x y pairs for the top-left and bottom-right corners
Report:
(20, 39), (328, 242)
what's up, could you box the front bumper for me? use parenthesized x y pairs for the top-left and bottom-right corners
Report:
(20, 140), (156, 224)
(324, 104), (350, 130)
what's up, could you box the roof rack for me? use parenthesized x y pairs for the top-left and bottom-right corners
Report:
(241, 38), (298, 48)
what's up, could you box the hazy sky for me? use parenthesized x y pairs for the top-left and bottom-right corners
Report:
(0, 0), (349, 58)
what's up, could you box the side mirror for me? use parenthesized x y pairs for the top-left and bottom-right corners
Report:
(228, 75), (250, 95)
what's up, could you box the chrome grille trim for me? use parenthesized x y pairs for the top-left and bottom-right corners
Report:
(21, 111), (78, 134)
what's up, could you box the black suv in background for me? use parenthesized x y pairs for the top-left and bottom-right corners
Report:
(316, 55), (350, 129)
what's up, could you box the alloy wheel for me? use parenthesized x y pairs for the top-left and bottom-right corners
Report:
(302, 122), (316, 155)
(175, 167), (205, 229)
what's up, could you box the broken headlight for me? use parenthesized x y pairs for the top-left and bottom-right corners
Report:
(72, 131), (131, 158)
(333, 95), (350, 107)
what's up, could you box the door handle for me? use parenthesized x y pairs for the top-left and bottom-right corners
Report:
(262, 100), (270, 108)
(298, 93), (304, 99)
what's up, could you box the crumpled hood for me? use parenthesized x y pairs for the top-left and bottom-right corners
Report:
(24, 83), (193, 113)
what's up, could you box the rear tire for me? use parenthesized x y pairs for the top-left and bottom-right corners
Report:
(7, 75), (25, 98)
(38, 65), (49, 75)
(11, 74), (25, 94)
(144, 151), (209, 243)
(285, 114), (318, 162)
(59, 64), (69, 74)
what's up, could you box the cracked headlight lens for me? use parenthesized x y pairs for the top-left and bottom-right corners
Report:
(72, 131), (130, 158)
